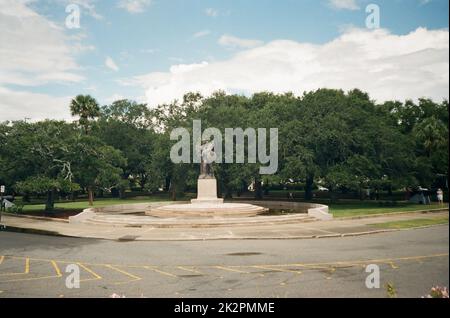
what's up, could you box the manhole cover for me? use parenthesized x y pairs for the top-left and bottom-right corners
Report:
(226, 252), (263, 256)
(118, 235), (140, 241)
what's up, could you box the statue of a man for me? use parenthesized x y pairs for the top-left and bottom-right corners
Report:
(199, 140), (216, 179)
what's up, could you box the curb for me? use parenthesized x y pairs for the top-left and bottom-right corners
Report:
(1, 213), (69, 223)
(2, 213), (447, 241)
(0, 224), (404, 241)
(2, 225), (68, 237)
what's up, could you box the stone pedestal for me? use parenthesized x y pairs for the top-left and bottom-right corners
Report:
(191, 178), (224, 204)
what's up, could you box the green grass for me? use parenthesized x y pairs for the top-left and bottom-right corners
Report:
(370, 216), (449, 229)
(20, 197), (170, 213)
(12, 195), (449, 218)
(328, 202), (448, 218)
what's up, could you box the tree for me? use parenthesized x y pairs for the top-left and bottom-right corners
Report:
(95, 100), (155, 193)
(70, 95), (100, 134)
(1, 120), (80, 211)
(15, 176), (80, 211)
(72, 135), (127, 206)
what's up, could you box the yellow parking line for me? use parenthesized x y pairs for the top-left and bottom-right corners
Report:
(0, 252), (446, 283)
(25, 258), (30, 274)
(252, 265), (302, 275)
(144, 266), (178, 278)
(0, 260), (61, 283)
(296, 264), (333, 271)
(77, 263), (102, 282)
(105, 265), (142, 284)
(387, 262), (399, 269)
(215, 266), (251, 274)
(51, 261), (62, 277)
(272, 253), (449, 269)
(213, 265), (267, 277)
(0, 257), (30, 276)
(177, 266), (203, 275)
(9, 252), (446, 269)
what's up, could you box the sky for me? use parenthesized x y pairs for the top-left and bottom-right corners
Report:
(0, 0), (448, 121)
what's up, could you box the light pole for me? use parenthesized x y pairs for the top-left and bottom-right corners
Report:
(0, 185), (5, 229)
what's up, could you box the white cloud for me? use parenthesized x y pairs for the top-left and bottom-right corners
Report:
(0, 0), (90, 122)
(117, 0), (152, 13)
(0, 86), (72, 122)
(193, 30), (211, 39)
(105, 93), (126, 104)
(0, 0), (84, 87)
(105, 57), (119, 71)
(205, 8), (218, 17)
(218, 34), (264, 49)
(51, 0), (103, 20)
(124, 27), (448, 107)
(70, 0), (103, 20)
(328, 0), (360, 10)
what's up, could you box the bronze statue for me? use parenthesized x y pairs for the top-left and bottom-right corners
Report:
(199, 140), (216, 179)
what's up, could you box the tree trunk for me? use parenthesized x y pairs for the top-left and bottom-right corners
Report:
(111, 188), (119, 198)
(165, 176), (171, 192)
(305, 175), (314, 201)
(254, 177), (263, 200)
(171, 188), (177, 201)
(239, 180), (248, 197)
(329, 187), (337, 203)
(88, 187), (94, 206)
(70, 191), (77, 202)
(45, 189), (55, 212)
(388, 185), (393, 199)
(139, 175), (147, 191)
(263, 178), (269, 195)
(220, 171), (232, 199)
(224, 185), (233, 199)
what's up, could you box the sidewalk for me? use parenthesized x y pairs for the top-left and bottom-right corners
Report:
(1, 210), (448, 241)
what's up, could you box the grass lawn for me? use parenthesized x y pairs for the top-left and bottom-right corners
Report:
(370, 216), (449, 229)
(8, 195), (449, 219)
(19, 197), (170, 213)
(327, 202), (448, 218)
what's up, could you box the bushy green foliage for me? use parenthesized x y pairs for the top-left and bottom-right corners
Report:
(0, 90), (448, 205)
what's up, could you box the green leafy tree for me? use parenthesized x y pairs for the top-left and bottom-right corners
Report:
(15, 176), (80, 211)
(72, 135), (127, 206)
(70, 95), (100, 134)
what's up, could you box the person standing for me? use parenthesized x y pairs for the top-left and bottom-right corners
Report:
(436, 188), (444, 206)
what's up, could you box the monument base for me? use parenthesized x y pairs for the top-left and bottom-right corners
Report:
(147, 202), (267, 218)
(146, 177), (268, 218)
(190, 198), (224, 204)
(191, 178), (223, 204)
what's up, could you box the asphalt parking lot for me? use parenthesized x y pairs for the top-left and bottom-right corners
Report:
(0, 225), (448, 298)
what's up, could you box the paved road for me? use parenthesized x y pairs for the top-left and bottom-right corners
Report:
(0, 225), (448, 298)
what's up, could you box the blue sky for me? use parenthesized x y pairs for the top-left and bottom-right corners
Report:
(0, 0), (448, 120)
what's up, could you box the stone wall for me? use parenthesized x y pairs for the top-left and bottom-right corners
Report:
(69, 200), (332, 224)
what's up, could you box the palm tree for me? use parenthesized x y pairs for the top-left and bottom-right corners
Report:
(70, 95), (100, 206)
(70, 95), (100, 135)
(414, 116), (447, 158)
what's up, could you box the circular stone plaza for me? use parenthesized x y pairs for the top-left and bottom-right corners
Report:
(68, 175), (332, 232)
(69, 200), (331, 229)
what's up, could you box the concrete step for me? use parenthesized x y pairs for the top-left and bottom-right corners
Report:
(81, 213), (316, 228)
